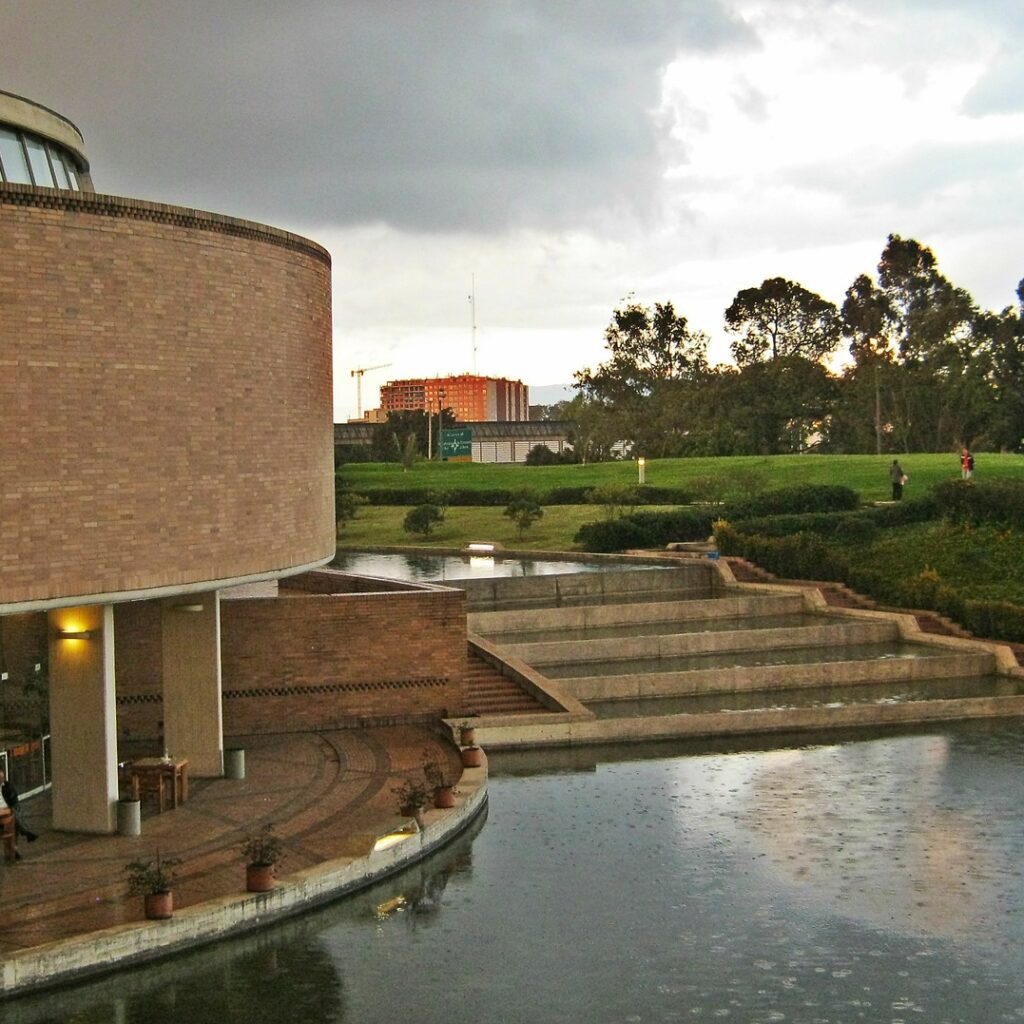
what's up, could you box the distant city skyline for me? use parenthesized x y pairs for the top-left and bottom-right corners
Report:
(6, 1), (1023, 420)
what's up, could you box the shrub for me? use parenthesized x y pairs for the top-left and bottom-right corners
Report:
(720, 527), (1024, 643)
(934, 479), (1024, 527)
(504, 490), (544, 539)
(403, 504), (443, 538)
(525, 444), (577, 465)
(575, 509), (713, 552)
(726, 484), (859, 519)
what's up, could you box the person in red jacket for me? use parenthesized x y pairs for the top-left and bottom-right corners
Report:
(961, 447), (974, 479)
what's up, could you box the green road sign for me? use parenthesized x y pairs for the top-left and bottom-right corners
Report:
(440, 427), (472, 459)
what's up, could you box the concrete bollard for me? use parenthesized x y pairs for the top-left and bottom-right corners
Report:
(117, 799), (141, 837)
(224, 748), (246, 780)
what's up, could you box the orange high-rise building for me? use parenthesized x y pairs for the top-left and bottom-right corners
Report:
(379, 374), (529, 422)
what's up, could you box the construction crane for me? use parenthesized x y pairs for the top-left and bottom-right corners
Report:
(350, 363), (391, 420)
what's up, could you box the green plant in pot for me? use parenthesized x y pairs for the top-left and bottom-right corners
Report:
(242, 824), (284, 893)
(422, 750), (457, 809)
(392, 778), (429, 826)
(125, 850), (181, 920)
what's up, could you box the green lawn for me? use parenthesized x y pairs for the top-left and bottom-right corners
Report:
(340, 453), (1024, 504)
(336, 504), (656, 551)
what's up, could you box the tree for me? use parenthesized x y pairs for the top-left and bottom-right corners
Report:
(371, 408), (457, 462)
(725, 277), (842, 366)
(840, 235), (994, 452)
(504, 491), (544, 539)
(975, 279), (1024, 451)
(574, 300), (711, 457)
(403, 504), (443, 538)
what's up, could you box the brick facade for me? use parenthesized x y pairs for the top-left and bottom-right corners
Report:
(0, 185), (335, 610)
(219, 582), (468, 736)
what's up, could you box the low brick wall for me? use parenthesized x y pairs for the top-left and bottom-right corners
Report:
(220, 586), (468, 734)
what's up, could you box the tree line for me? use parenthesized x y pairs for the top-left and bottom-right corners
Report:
(550, 234), (1024, 458)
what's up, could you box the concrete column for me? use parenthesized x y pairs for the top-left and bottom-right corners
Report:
(160, 591), (224, 777)
(49, 604), (118, 833)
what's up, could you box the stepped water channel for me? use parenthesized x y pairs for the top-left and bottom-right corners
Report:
(462, 559), (1024, 749)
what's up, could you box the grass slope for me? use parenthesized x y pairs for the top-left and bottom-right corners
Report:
(336, 505), (648, 551)
(340, 453), (1024, 504)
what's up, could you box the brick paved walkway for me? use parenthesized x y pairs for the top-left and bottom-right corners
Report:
(0, 726), (461, 957)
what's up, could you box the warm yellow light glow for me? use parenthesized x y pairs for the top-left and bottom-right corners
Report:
(373, 830), (415, 852)
(466, 542), (496, 552)
(57, 628), (93, 640)
(173, 603), (205, 613)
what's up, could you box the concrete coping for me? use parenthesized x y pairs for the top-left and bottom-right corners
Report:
(0, 760), (489, 998)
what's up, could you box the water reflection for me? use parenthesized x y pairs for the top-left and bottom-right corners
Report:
(9, 724), (1024, 1023)
(330, 551), (656, 583)
(7, 813), (483, 1024)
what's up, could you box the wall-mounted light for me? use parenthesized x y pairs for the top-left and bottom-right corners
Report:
(172, 603), (205, 613)
(57, 628), (93, 640)
(466, 542), (496, 553)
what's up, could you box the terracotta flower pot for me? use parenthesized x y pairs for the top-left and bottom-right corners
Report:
(401, 804), (426, 827)
(433, 785), (456, 809)
(144, 891), (174, 920)
(246, 864), (276, 893)
(459, 725), (477, 746)
(461, 745), (484, 768)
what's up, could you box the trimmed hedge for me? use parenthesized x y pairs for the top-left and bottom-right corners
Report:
(725, 484), (859, 519)
(352, 484), (693, 507)
(934, 479), (1024, 527)
(575, 509), (714, 552)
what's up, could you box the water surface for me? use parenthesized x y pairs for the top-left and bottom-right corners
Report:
(12, 722), (1024, 1024)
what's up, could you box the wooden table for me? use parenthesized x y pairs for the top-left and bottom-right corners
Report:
(130, 757), (189, 813)
(0, 809), (15, 863)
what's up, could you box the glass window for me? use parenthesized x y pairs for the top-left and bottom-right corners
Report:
(25, 137), (54, 187)
(48, 145), (71, 189)
(0, 127), (32, 184)
(65, 162), (79, 190)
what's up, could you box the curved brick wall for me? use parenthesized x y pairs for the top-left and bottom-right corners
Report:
(0, 185), (334, 609)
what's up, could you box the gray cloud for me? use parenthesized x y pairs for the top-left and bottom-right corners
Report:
(5, 1), (752, 231)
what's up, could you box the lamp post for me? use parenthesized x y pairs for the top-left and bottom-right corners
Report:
(637, 457), (646, 485)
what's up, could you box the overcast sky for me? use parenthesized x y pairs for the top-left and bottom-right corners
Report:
(7, 0), (1024, 419)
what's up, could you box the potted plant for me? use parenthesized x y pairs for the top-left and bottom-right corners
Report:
(125, 851), (181, 919)
(423, 752), (457, 809)
(392, 778), (429, 826)
(457, 716), (478, 746)
(242, 824), (284, 893)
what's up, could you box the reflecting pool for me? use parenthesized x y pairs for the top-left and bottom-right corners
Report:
(11, 722), (1024, 1024)
(330, 550), (664, 582)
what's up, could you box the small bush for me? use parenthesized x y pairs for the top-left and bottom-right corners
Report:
(525, 444), (577, 466)
(934, 479), (1024, 527)
(726, 484), (859, 519)
(504, 490), (544, 539)
(403, 504), (443, 538)
(575, 509), (714, 552)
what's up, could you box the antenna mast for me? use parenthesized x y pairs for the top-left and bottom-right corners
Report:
(469, 274), (477, 374)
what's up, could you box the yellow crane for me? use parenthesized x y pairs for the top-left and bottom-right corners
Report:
(350, 363), (391, 419)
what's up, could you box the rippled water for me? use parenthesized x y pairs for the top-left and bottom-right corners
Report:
(11, 722), (1024, 1024)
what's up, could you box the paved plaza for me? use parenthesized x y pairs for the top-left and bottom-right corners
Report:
(0, 726), (461, 959)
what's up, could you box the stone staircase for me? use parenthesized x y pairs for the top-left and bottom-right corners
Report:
(458, 564), (1024, 749)
(463, 649), (548, 716)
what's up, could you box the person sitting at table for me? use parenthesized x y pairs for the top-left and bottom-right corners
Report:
(0, 770), (38, 846)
